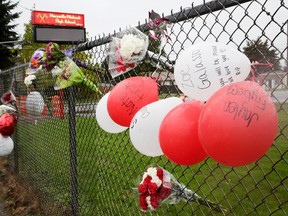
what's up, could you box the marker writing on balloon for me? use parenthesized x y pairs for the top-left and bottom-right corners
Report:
(227, 84), (266, 111)
(130, 118), (137, 129)
(212, 45), (218, 56)
(140, 106), (150, 119)
(180, 65), (195, 88)
(120, 94), (138, 116)
(191, 49), (211, 90)
(125, 83), (144, 101)
(235, 67), (241, 75)
(224, 100), (259, 127)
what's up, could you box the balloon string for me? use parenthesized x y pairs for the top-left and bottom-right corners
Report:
(151, 64), (161, 82)
(180, 95), (187, 102)
(250, 66), (256, 81)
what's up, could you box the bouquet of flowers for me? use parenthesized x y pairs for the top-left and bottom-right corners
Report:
(25, 48), (45, 75)
(52, 57), (102, 95)
(42, 42), (66, 72)
(1, 91), (16, 105)
(107, 27), (149, 78)
(148, 10), (171, 41)
(148, 10), (171, 55)
(137, 167), (227, 213)
(37, 42), (102, 95)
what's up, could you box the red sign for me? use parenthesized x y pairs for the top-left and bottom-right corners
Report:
(32, 10), (85, 28)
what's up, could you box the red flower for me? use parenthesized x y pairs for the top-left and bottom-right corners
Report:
(150, 195), (160, 209)
(3, 93), (11, 102)
(139, 194), (148, 211)
(157, 168), (164, 181)
(138, 176), (152, 194)
(127, 63), (135, 68)
(158, 185), (172, 199)
(115, 59), (135, 73)
(148, 182), (158, 195)
(116, 64), (127, 72)
(144, 176), (152, 184)
(138, 183), (147, 194)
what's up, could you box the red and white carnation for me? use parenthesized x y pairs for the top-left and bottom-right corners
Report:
(138, 167), (172, 212)
(136, 166), (226, 213)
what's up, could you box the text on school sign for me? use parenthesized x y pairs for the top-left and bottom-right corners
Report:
(32, 10), (85, 28)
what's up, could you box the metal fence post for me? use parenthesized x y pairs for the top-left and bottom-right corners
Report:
(12, 71), (19, 174)
(68, 87), (79, 216)
(13, 122), (19, 174)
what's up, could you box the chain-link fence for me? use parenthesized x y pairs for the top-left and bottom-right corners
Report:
(0, 0), (287, 215)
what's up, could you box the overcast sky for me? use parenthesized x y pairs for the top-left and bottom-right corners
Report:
(11, 0), (288, 64)
(13, 0), (203, 38)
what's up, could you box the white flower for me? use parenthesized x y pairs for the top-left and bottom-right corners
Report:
(145, 196), (155, 210)
(24, 75), (37, 87)
(146, 167), (157, 176)
(141, 167), (162, 187)
(119, 34), (145, 59)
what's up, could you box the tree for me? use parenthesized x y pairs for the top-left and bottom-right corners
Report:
(18, 23), (46, 63)
(242, 37), (280, 70)
(0, 0), (20, 70)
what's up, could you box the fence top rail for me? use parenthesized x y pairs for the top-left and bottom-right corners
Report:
(0, 63), (29, 75)
(73, 0), (252, 52)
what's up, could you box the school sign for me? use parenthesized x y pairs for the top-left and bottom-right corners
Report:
(32, 10), (86, 44)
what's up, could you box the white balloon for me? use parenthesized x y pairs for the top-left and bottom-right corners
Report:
(174, 42), (251, 101)
(0, 135), (14, 156)
(129, 97), (183, 156)
(96, 92), (127, 133)
(26, 91), (45, 116)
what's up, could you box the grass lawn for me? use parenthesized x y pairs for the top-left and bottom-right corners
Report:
(15, 102), (288, 216)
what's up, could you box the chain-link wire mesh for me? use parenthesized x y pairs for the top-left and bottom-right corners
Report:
(0, 0), (287, 215)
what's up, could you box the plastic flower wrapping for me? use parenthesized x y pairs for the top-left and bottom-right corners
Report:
(137, 167), (227, 213)
(107, 27), (149, 78)
(52, 57), (101, 94)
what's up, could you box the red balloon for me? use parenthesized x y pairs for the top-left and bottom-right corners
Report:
(199, 81), (278, 166)
(0, 113), (16, 136)
(107, 76), (159, 127)
(159, 100), (207, 165)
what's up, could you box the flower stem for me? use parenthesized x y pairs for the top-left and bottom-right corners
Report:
(176, 183), (228, 213)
